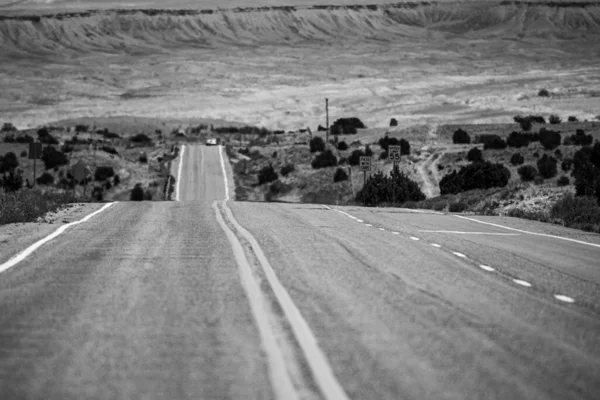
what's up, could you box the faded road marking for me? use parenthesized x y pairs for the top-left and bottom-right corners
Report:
(0, 202), (117, 274)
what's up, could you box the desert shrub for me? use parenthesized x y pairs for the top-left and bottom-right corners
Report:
(554, 148), (563, 160)
(0, 152), (19, 173)
(365, 145), (373, 157)
(258, 164), (278, 185)
(15, 134), (34, 143)
(238, 147), (250, 155)
(557, 176), (570, 186)
(130, 133), (152, 143)
(448, 202), (467, 213)
(20, 150), (27, 158)
(91, 186), (104, 201)
(333, 167), (349, 182)
(506, 131), (541, 148)
(280, 164), (295, 176)
(477, 134), (507, 150)
(518, 118), (532, 131)
(113, 174), (120, 186)
(572, 143), (600, 199)
(533, 151), (539, 158)
(0, 188), (78, 224)
(439, 161), (510, 195)
(550, 193), (600, 232)
(379, 151), (388, 160)
(561, 158), (573, 171)
(467, 147), (483, 162)
(130, 183), (145, 201)
(36, 172), (54, 185)
(101, 145), (119, 155)
(510, 152), (525, 165)
(337, 141), (349, 151)
(3, 135), (15, 143)
(568, 116), (578, 122)
(1, 122), (16, 132)
(272, 151), (277, 158)
(538, 88), (550, 97)
(138, 154), (148, 163)
(518, 165), (537, 181)
(75, 124), (88, 133)
(317, 125), (327, 131)
(0, 171), (23, 192)
(513, 115), (546, 125)
(104, 180), (112, 190)
(144, 189), (153, 201)
(539, 128), (561, 150)
(452, 128), (471, 144)
(356, 168), (425, 206)
(549, 114), (561, 124)
(95, 166), (115, 181)
(400, 138), (410, 155)
(98, 129), (120, 139)
(378, 136), (401, 152)
(311, 150), (338, 169)
(565, 129), (593, 146)
(331, 117), (365, 135)
(348, 149), (366, 166)
(40, 146), (68, 170)
(390, 118), (398, 127)
(537, 154), (557, 179)
(309, 136), (326, 153)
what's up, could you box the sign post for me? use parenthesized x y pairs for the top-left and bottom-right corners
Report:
(359, 156), (371, 206)
(28, 142), (43, 187)
(388, 145), (401, 206)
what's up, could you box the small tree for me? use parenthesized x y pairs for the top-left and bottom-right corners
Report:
(0, 152), (19, 173)
(452, 128), (471, 144)
(348, 149), (365, 166)
(1, 122), (16, 132)
(567, 116), (578, 122)
(390, 118), (398, 127)
(538, 88), (550, 97)
(36, 172), (54, 185)
(333, 167), (349, 182)
(518, 165), (537, 181)
(95, 166), (115, 181)
(41, 146), (68, 170)
(280, 164), (295, 176)
(1, 171), (23, 192)
(549, 114), (561, 124)
(557, 176), (570, 186)
(510, 152), (525, 166)
(400, 138), (410, 155)
(337, 141), (348, 151)
(130, 183), (144, 201)
(467, 147), (483, 162)
(561, 158), (573, 172)
(258, 164), (278, 185)
(311, 150), (338, 169)
(539, 128), (561, 150)
(309, 136), (325, 153)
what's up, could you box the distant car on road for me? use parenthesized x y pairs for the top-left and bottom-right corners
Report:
(206, 138), (217, 146)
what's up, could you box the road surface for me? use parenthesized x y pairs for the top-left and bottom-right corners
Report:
(1, 144), (599, 400)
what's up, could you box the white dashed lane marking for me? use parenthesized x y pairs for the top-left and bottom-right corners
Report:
(554, 295), (575, 303)
(378, 228), (385, 231)
(392, 232), (399, 235)
(356, 219), (364, 223)
(430, 243), (441, 248)
(479, 265), (495, 272)
(410, 237), (419, 241)
(513, 279), (532, 287)
(365, 224), (373, 227)
(452, 252), (467, 258)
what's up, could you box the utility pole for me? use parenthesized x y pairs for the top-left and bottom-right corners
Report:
(326, 98), (329, 145)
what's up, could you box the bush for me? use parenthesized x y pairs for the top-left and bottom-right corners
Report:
(477, 134), (507, 150)
(0, 152), (19, 173)
(452, 128), (471, 144)
(258, 164), (278, 185)
(130, 133), (152, 143)
(1, 122), (16, 132)
(518, 165), (537, 181)
(130, 183), (145, 201)
(0, 171), (23, 192)
(518, 119), (532, 131)
(331, 117), (365, 135)
(561, 158), (573, 172)
(467, 147), (483, 162)
(572, 143), (600, 200)
(36, 172), (54, 185)
(15, 134), (34, 143)
(550, 193), (600, 232)
(348, 149), (366, 166)
(554, 148), (563, 160)
(538, 88), (550, 97)
(568, 116), (578, 122)
(95, 166), (115, 181)
(333, 167), (349, 182)
(549, 114), (561, 124)
(557, 176), (570, 186)
(280, 164), (295, 176)
(91, 186), (104, 201)
(311, 150), (338, 169)
(378, 136), (401, 152)
(506, 131), (540, 148)
(400, 138), (410, 155)
(565, 129), (593, 146)
(390, 118), (398, 127)
(439, 161), (511, 195)
(537, 154), (557, 179)
(0, 188), (77, 225)
(379, 151), (388, 160)
(41, 146), (68, 170)
(139, 154), (148, 163)
(539, 127), (561, 150)
(20, 150), (27, 158)
(3, 135), (15, 143)
(337, 141), (348, 151)
(356, 168), (425, 206)
(309, 136), (326, 153)
(75, 124), (88, 133)
(113, 174), (120, 186)
(365, 145), (373, 157)
(510, 152), (525, 166)
(101, 145), (119, 155)
(448, 202), (467, 213)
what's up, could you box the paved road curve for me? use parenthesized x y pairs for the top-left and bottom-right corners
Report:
(1, 144), (600, 400)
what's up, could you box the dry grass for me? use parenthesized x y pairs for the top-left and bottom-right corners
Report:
(0, 188), (77, 225)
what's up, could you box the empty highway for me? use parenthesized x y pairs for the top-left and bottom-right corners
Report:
(1, 144), (599, 400)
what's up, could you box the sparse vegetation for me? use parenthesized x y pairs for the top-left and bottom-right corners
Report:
(550, 193), (600, 233)
(337, 141), (348, 151)
(0, 189), (76, 225)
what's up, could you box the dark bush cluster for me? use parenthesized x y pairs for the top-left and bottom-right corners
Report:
(337, 141), (348, 151)
(513, 115), (546, 131)
(330, 118), (365, 135)
(0, 171), (23, 192)
(476, 134), (507, 150)
(95, 166), (115, 181)
(452, 128), (471, 144)
(97, 128), (120, 139)
(333, 167), (349, 182)
(15, 134), (34, 143)
(130, 183), (145, 201)
(539, 128), (562, 150)
(564, 129), (593, 146)
(258, 164), (278, 185)
(549, 114), (561, 125)
(356, 167), (425, 206)
(311, 150), (338, 169)
(280, 164), (295, 176)
(572, 143), (600, 201)
(506, 131), (540, 148)
(75, 124), (88, 133)
(1, 122), (16, 132)
(41, 146), (68, 170)
(568, 116), (579, 122)
(561, 158), (573, 171)
(378, 136), (410, 155)
(101, 145), (119, 155)
(510, 152), (525, 165)
(309, 136), (326, 153)
(537, 154), (558, 179)
(439, 161), (511, 195)
(557, 176), (570, 186)
(130, 133), (152, 143)
(214, 125), (271, 136)
(390, 118), (398, 127)
(0, 152), (19, 173)
(467, 147), (483, 162)
(538, 89), (550, 97)
(348, 149), (366, 166)
(36, 172), (54, 185)
(37, 127), (59, 144)
(518, 165), (537, 181)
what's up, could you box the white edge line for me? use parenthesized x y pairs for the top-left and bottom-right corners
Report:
(455, 215), (600, 249)
(219, 147), (350, 400)
(0, 202), (117, 274)
(175, 144), (186, 201)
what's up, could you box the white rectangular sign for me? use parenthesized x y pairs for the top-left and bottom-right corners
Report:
(359, 156), (371, 171)
(388, 145), (401, 162)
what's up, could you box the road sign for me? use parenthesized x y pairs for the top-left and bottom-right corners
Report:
(28, 142), (42, 159)
(388, 145), (401, 163)
(359, 156), (371, 171)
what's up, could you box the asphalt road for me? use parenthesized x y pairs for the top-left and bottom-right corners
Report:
(1, 144), (599, 400)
